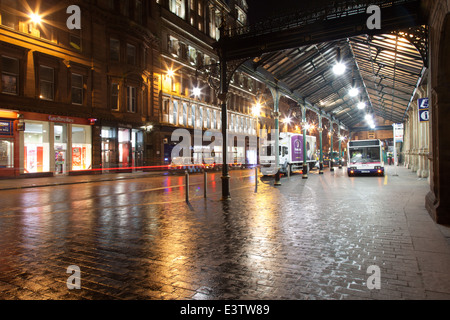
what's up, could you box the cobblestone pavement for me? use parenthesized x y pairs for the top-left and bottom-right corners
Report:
(0, 166), (449, 300)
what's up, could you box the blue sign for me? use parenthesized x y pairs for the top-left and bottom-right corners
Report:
(419, 109), (429, 122)
(0, 121), (13, 136)
(418, 98), (429, 110)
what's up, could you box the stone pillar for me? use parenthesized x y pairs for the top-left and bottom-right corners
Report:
(426, 3), (450, 224)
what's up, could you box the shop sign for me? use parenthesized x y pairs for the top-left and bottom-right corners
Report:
(0, 121), (13, 136)
(48, 116), (75, 123)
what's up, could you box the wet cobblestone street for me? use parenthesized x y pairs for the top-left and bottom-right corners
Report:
(0, 167), (449, 300)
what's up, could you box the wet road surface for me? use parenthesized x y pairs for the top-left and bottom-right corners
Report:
(0, 167), (450, 300)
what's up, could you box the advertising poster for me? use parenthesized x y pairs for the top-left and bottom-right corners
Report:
(72, 147), (82, 168)
(291, 135), (303, 162)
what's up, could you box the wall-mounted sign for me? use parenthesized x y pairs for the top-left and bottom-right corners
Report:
(418, 98), (429, 122)
(0, 121), (13, 136)
(393, 123), (404, 142)
(418, 98), (429, 109)
(419, 109), (429, 122)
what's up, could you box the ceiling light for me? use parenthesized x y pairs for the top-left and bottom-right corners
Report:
(357, 102), (366, 109)
(333, 62), (346, 76)
(349, 87), (359, 97)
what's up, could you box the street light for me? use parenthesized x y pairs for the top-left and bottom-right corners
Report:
(192, 86), (201, 97)
(252, 103), (262, 117)
(29, 12), (42, 25)
(166, 69), (174, 78)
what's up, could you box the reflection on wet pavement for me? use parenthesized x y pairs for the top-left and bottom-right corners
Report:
(0, 167), (449, 300)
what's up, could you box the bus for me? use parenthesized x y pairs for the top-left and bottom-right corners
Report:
(347, 139), (384, 176)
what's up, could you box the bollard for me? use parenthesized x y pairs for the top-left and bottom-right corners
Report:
(185, 170), (189, 202)
(204, 169), (207, 198)
(255, 166), (258, 189)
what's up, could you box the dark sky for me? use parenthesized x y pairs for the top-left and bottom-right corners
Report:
(245, 0), (341, 24)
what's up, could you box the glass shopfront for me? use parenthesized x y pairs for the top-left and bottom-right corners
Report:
(0, 118), (15, 170)
(23, 117), (92, 175)
(101, 126), (116, 169)
(24, 121), (50, 173)
(72, 125), (92, 171)
(54, 124), (67, 174)
(0, 139), (14, 169)
(118, 128), (131, 168)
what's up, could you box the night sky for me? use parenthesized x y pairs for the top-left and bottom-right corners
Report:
(245, 0), (347, 24)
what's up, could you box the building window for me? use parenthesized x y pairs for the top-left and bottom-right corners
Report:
(191, 105), (196, 127)
(39, 66), (54, 100)
(172, 100), (178, 125)
(127, 86), (136, 113)
(188, 46), (197, 66)
(170, 0), (185, 19)
(135, 0), (143, 24)
(127, 44), (136, 65)
(1, 11), (16, 29)
(1, 56), (19, 95)
(69, 34), (82, 51)
(168, 35), (180, 57)
(121, 0), (130, 16)
(71, 73), (83, 105)
(108, 0), (116, 10)
(110, 38), (120, 61)
(199, 106), (203, 128)
(111, 83), (119, 110)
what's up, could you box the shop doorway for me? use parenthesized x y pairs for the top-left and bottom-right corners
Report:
(101, 127), (116, 170)
(54, 124), (67, 174)
(132, 129), (144, 169)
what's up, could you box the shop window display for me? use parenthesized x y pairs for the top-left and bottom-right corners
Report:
(72, 125), (92, 170)
(24, 121), (50, 173)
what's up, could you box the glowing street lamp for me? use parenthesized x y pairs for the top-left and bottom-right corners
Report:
(252, 103), (262, 117)
(192, 87), (201, 97)
(166, 69), (174, 78)
(29, 12), (42, 25)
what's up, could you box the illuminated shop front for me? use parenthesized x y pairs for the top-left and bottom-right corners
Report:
(0, 109), (18, 176)
(22, 113), (92, 175)
(101, 125), (143, 170)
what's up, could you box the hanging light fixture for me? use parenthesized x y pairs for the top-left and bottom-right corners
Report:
(333, 47), (346, 76)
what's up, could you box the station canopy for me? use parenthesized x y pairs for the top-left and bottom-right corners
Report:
(227, 0), (427, 131)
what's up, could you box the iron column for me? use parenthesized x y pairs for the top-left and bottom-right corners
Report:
(302, 105), (308, 179)
(219, 57), (230, 200)
(318, 114), (324, 174)
(330, 122), (334, 172)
